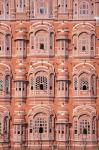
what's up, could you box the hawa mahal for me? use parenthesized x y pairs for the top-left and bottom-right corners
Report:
(0, 0), (99, 150)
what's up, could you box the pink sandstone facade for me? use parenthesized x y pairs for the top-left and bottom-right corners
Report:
(0, 0), (99, 150)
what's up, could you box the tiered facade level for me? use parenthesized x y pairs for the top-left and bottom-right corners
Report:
(0, 0), (99, 150)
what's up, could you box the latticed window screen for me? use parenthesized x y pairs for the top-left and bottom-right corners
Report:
(36, 37), (47, 50)
(36, 76), (47, 90)
(30, 0), (34, 16)
(79, 119), (90, 134)
(92, 119), (96, 134)
(0, 34), (4, 51)
(79, 33), (89, 55)
(0, 80), (3, 91)
(31, 78), (34, 90)
(29, 114), (48, 134)
(0, 3), (4, 15)
(80, 78), (89, 90)
(5, 75), (10, 93)
(74, 78), (77, 90)
(0, 121), (2, 134)
(79, 2), (89, 16)
(34, 117), (47, 133)
(74, 120), (77, 134)
(31, 35), (34, 49)
(91, 35), (95, 51)
(16, 0), (25, 12)
(58, 0), (67, 13)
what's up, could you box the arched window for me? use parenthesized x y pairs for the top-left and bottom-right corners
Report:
(29, 112), (54, 140)
(74, 114), (96, 140)
(79, 33), (89, 55)
(36, 30), (48, 51)
(0, 114), (9, 142)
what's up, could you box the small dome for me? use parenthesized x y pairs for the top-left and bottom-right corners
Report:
(13, 106), (25, 124)
(15, 22), (27, 31)
(57, 107), (69, 121)
(14, 105), (25, 112)
(14, 114), (25, 120)
(15, 62), (26, 81)
(58, 23), (66, 30)
(15, 31), (27, 40)
(56, 31), (68, 40)
(15, 23), (27, 40)
(58, 23), (69, 31)
(57, 62), (69, 80)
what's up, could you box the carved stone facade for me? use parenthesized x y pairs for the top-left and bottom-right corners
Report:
(0, 0), (99, 150)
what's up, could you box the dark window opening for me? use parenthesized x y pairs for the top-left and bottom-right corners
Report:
(31, 46), (34, 49)
(75, 130), (77, 134)
(40, 8), (44, 14)
(7, 47), (9, 50)
(30, 129), (32, 133)
(91, 47), (94, 50)
(50, 45), (52, 49)
(82, 46), (86, 51)
(62, 131), (64, 134)
(19, 88), (21, 91)
(39, 127), (43, 133)
(83, 128), (87, 135)
(83, 85), (87, 90)
(75, 87), (77, 90)
(6, 87), (9, 94)
(74, 46), (77, 50)
(50, 86), (52, 90)
(40, 84), (44, 90)
(93, 130), (95, 134)
(49, 129), (52, 133)
(31, 86), (33, 90)
(40, 43), (44, 50)
(0, 46), (1, 50)
(17, 131), (20, 134)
